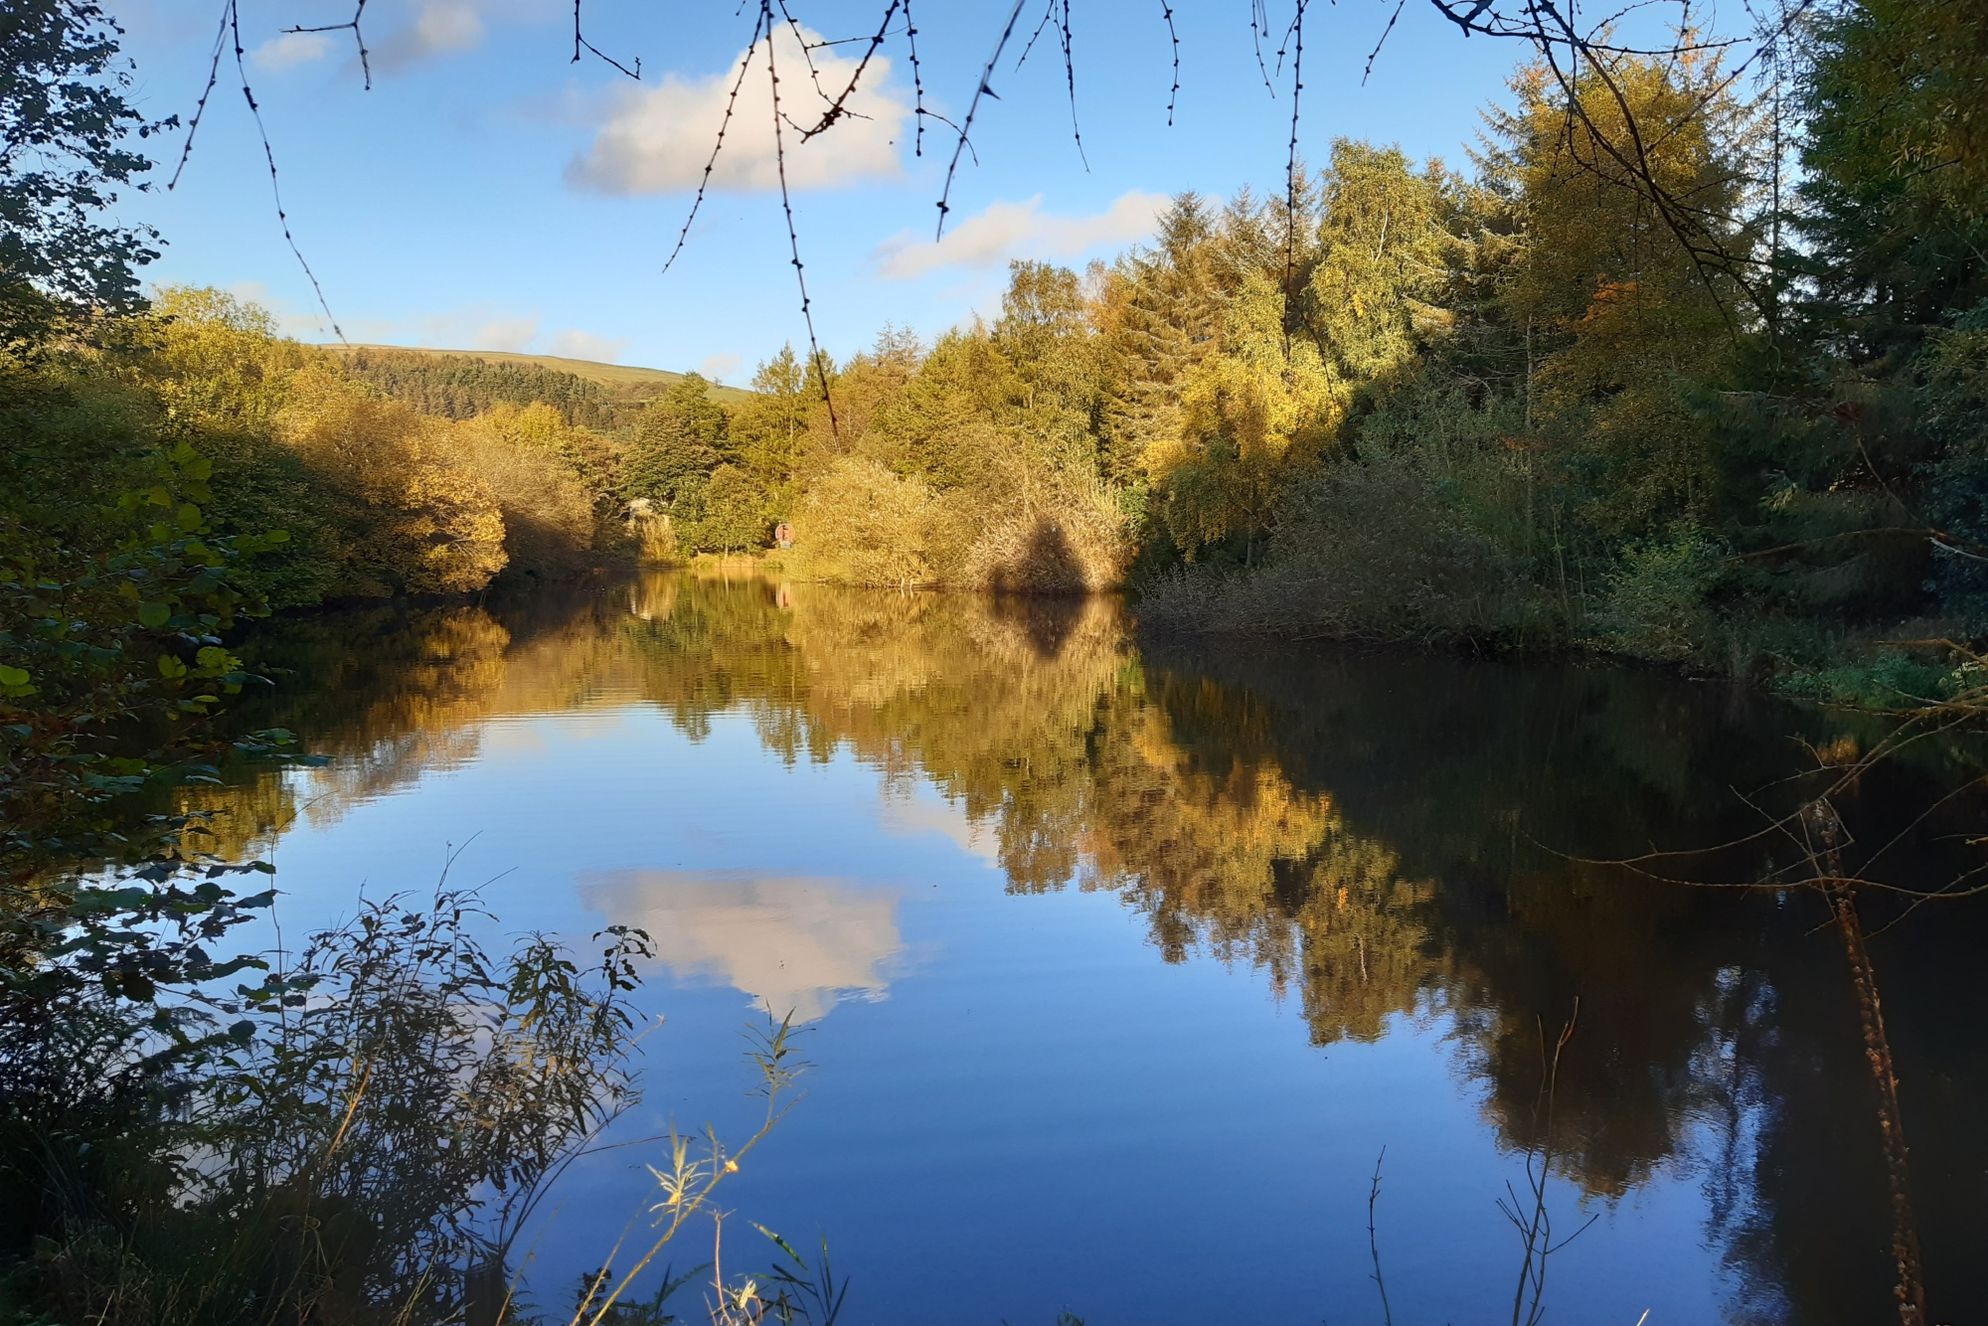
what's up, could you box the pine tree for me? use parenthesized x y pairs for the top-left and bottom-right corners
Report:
(1096, 193), (1222, 485)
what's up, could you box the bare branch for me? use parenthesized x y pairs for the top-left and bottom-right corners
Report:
(1364, 0), (1409, 86)
(794, 0), (901, 140)
(905, 0), (927, 155)
(937, 0), (1029, 240)
(761, 0), (839, 435)
(661, 6), (768, 277)
(166, 3), (229, 192)
(572, 0), (641, 79)
(285, 0), (371, 90)
(218, 1), (343, 339)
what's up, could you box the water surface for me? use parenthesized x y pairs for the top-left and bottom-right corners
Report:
(193, 571), (1988, 1324)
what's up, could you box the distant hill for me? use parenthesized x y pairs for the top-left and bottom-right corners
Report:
(321, 344), (751, 428)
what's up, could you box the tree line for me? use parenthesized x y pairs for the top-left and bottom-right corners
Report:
(655, 5), (1980, 700)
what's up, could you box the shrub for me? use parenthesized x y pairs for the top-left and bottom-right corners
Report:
(1142, 453), (1549, 643)
(788, 456), (958, 587)
(1589, 527), (1725, 664)
(956, 478), (1130, 593)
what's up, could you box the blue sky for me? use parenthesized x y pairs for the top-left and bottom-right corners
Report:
(109, 1), (1525, 384)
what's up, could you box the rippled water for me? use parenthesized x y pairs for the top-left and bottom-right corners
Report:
(187, 571), (1988, 1324)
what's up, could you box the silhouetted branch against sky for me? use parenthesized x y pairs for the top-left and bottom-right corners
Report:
(167, 1), (1785, 364)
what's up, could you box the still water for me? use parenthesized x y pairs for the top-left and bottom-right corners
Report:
(194, 571), (1987, 1324)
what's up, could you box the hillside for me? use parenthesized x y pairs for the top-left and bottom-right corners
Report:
(322, 343), (752, 413)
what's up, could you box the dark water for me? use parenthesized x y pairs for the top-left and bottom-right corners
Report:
(189, 571), (1988, 1325)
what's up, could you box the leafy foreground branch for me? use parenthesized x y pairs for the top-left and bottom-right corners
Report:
(0, 867), (668, 1325)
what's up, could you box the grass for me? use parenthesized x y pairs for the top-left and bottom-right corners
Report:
(322, 344), (754, 405)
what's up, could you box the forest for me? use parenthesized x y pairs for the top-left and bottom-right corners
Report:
(4, 0), (1987, 1321)
(10, 0), (1984, 719)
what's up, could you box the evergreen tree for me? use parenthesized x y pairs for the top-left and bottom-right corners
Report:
(1096, 193), (1222, 485)
(622, 373), (727, 516)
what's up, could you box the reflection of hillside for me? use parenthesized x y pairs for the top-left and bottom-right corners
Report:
(577, 871), (901, 1023)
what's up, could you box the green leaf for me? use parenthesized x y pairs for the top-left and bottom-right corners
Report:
(157, 654), (187, 679)
(753, 1224), (807, 1269)
(0, 664), (28, 687)
(176, 503), (203, 532)
(137, 601), (170, 628)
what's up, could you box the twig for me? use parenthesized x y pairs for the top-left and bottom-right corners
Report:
(573, 0), (641, 79)
(662, 6), (768, 276)
(1368, 1147), (1394, 1326)
(285, 0), (373, 90)
(794, 0), (900, 140)
(762, 0), (840, 436)
(904, 0), (927, 155)
(225, 0), (344, 340)
(937, 0), (1029, 240)
(1363, 0), (1409, 85)
(1283, 0), (1309, 304)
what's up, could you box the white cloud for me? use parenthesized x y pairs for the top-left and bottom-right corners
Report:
(251, 31), (331, 71)
(698, 351), (742, 382)
(567, 23), (908, 196)
(549, 328), (628, 362)
(874, 190), (1170, 281)
(375, 0), (487, 72)
(465, 316), (538, 352)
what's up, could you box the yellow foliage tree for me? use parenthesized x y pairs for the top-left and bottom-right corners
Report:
(1148, 273), (1340, 558)
(277, 367), (507, 595)
(788, 455), (956, 587)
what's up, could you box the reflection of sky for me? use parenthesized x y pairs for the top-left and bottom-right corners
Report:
(577, 870), (901, 1023)
(231, 702), (1744, 1326)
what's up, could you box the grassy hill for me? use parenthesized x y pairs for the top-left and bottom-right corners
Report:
(323, 344), (753, 407)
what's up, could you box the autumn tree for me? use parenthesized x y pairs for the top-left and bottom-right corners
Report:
(1147, 273), (1338, 561)
(1479, 54), (1757, 540)
(1095, 193), (1222, 487)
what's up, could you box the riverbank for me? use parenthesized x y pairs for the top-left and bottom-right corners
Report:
(663, 546), (1974, 712)
(1136, 556), (1978, 709)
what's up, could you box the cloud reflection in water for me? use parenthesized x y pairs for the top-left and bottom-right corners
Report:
(578, 870), (901, 1024)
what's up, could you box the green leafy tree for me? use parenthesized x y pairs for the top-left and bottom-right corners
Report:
(1308, 140), (1459, 395)
(690, 465), (768, 553)
(622, 372), (727, 514)
(994, 259), (1100, 476)
(1797, 0), (1988, 356)
(1, 0), (163, 351)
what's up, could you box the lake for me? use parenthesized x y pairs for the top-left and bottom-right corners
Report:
(185, 569), (1988, 1325)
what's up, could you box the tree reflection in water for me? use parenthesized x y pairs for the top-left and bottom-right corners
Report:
(183, 570), (1988, 1324)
